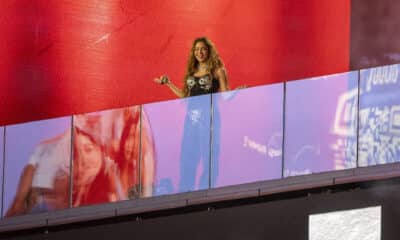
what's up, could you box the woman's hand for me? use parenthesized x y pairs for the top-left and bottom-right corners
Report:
(154, 75), (169, 85)
(153, 75), (185, 98)
(153, 76), (163, 84)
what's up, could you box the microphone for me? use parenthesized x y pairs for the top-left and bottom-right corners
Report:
(160, 76), (170, 85)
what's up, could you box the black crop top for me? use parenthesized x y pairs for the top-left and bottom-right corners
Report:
(186, 74), (220, 97)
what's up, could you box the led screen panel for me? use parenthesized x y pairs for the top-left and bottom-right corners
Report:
(358, 64), (400, 166)
(72, 106), (150, 206)
(211, 84), (283, 187)
(4, 117), (71, 217)
(284, 72), (358, 176)
(0, 0), (350, 126)
(309, 206), (381, 240)
(143, 95), (211, 196)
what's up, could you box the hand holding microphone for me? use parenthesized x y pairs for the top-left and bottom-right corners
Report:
(154, 75), (170, 85)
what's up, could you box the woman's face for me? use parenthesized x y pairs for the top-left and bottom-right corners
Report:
(194, 41), (209, 63)
(74, 132), (102, 186)
(124, 125), (136, 161)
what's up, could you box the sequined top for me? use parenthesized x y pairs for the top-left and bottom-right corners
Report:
(186, 74), (219, 96)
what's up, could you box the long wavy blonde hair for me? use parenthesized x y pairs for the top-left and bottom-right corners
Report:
(183, 37), (225, 97)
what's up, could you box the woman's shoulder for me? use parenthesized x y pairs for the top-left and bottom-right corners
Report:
(213, 67), (226, 78)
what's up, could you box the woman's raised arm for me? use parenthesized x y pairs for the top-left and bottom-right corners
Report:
(154, 75), (186, 98)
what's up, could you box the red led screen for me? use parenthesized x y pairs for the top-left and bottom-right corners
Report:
(0, 0), (350, 125)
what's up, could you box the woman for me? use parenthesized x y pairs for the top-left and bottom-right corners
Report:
(154, 37), (229, 97)
(72, 120), (114, 206)
(5, 131), (71, 217)
(154, 37), (230, 191)
(74, 109), (155, 204)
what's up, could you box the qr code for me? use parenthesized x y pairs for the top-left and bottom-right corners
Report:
(358, 105), (400, 166)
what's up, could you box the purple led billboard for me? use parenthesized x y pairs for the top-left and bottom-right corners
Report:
(4, 117), (71, 217)
(211, 85), (283, 187)
(284, 72), (358, 177)
(143, 95), (211, 196)
(72, 106), (155, 206)
(358, 64), (400, 166)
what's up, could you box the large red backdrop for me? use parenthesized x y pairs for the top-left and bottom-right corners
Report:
(0, 0), (350, 125)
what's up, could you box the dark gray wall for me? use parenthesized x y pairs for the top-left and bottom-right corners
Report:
(2, 180), (400, 240)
